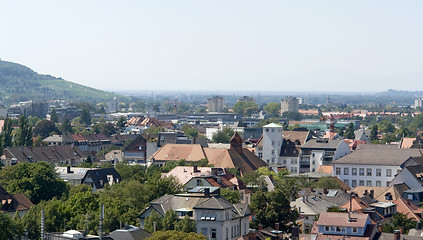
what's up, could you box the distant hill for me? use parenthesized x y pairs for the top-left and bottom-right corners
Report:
(0, 59), (120, 104)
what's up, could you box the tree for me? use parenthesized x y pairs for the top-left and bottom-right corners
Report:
(117, 117), (126, 131)
(220, 188), (241, 204)
(255, 118), (281, 128)
(148, 230), (206, 240)
(50, 108), (58, 123)
(281, 111), (302, 121)
(314, 177), (340, 189)
(249, 189), (298, 231)
(181, 124), (199, 139)
(344, 123), (355, 139)
(370, 125), (379, 142)
(1, 118), (13, 150)
(13, 115), (32, 147)
(410, 113), (423, 131)
(144, 126), (166, 135)
(163, 210), (178, 231)
(0, 162), (68, 204)
(232, 101), (258, 117)
(61, 118), (73, 133)
(175, 215), (196, 233)
(381, 212), (416, 234)
(80, 108), (91, 125)
(0, 212), (23, 240)
(378, 120), (395, 133)
(264, 102), (281, 117)
(212, 128), (234, 143)
(33, 119), (60, 138)
(144, 211), (164, 233)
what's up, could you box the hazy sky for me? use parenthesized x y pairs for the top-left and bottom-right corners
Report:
(1, 1), (423, 93)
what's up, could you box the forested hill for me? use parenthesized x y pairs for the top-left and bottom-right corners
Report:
(0, 59), (119, 104)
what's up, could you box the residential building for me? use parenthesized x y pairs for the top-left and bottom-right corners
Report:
(149, 133), (267, 176)
(300, 138), (350, 173)
(257, 123), (283, 166)
(333, 145), (421, 188)
(256, 129), (312, 174)
(207, 96), (225, 113)
(311, 212), (379, 240)
(0, 185), (33, 217)
(139, 189), (251, 240)
(237, 96), (255, 103)
(415, 98), (423, 109)
(56, 167), (121, 192)
(108, 97), (119, 113)
(291, 188), (350, 232)
(280, 96), (299, 114)
(2, 145), (88, 166)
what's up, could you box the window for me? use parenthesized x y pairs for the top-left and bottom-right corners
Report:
(211, 229), (216, 240)
(197, 179), (203, 186)
(258, 153), (263, 158)
(387, 181), (391, 187)
(266, 129), (269, 132)
(366, 180), (372, 186)
(344, 180), (349, 186)
(408, 194), (413, 200)
(352, 168), (357, 175)
(336, 168), (341, 175)
(352, 180), (357, 187)
(226, 228), (228, 240)
(367, 168), (372, 176)
(359, 180), (364, 186)
(272, 129), (275, 132)
(376, 169), (381, 176)
(271, 150), (275, 155)
(376, 181), (381, 187)
(359, 168), (364, 176)
(272, 140), (275, 146)
(344, 168), (349, 175)
(336, 227), (341, 232)
(352, 228), (357, 233)
(271, 158), (275, 163)
(386, 169), (392, 177)
(325, 226), (329, 231)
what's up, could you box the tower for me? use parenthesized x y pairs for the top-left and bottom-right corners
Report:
(262, 123), (283, 165)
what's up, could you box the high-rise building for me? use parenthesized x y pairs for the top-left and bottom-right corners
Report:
(280, 96), (299, 114)
(207, 96), (225, 113)
(415, 98), (423, 109)
(108, 97), (119, 113)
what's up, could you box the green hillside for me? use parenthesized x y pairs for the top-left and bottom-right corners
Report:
(0, 59), (120, 104)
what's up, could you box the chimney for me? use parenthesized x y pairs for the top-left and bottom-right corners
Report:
(291, 226), (300, 240)
(323, 188), (328, 194)
(193, 165), (198, 173)
(364, 190), (368, 195)
(369, 190), (374, 199)
(67, 166), (71, 173)
(275, 223), (280, 231)
(248, 230), (256, 240)
(417, 221), (422, 230)
(394, 230), (400, 240)
(204, 188), (210, 198)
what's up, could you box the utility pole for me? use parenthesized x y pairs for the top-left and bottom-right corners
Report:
(99, 204), (104, 240)
(41, 209), (45, 240)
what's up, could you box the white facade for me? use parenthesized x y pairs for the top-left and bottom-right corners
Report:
(415, 98), (423, 109)
(333, 163), (401, 188)
(261, 123), (283, 165)
(195, 208), (249, 240)
(299, 140), (351, 173)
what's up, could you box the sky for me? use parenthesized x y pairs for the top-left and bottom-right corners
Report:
(1, 1), (423, 93)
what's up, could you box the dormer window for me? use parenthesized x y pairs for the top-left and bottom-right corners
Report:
(352, 227), (357, 233)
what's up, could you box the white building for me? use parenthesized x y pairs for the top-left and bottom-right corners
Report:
(332, 145), (421, 188)
(415, 98), (423, 109)
(139, 189), (250, 240)
(281, 96), (299, 114)
(108, 97), (119, 113)
(256, 123), (283, 166)
(299, 138), (350, 173)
